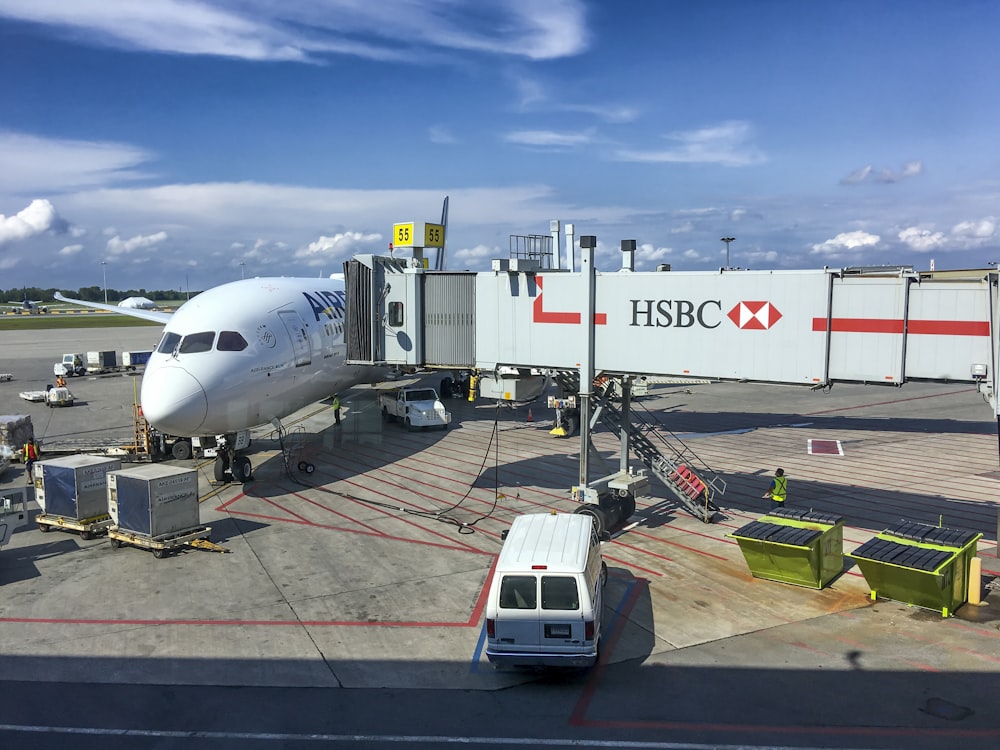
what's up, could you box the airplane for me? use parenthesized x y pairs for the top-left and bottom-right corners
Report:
(56, 277), (389, 482)
(8, 289), (48, 314)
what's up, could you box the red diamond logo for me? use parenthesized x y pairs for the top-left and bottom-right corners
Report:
(727, 301), (783, 330)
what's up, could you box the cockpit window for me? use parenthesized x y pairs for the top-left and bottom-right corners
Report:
(178, 331), (216, 354)
(156, 332), (181, 354)
(217, 331), (248, 352)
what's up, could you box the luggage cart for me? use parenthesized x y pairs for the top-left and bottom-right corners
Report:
(36, 512), (114, 540)
(107, 525), (230, 558)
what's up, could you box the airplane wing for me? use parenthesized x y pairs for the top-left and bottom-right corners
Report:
(54, 292), (172, 324)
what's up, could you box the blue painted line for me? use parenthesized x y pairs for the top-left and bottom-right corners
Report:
(469, 621), (488, 673)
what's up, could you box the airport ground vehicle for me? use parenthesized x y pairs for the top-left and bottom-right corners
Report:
(53, 353), (86, 377)
(484, 513), (607, 668)
(378, 386), (451, 430)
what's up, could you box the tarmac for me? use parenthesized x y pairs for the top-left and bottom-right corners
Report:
(2, 325), (1000, 748)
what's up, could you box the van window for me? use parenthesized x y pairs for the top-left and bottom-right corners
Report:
(541, 576), (580, 610)
(499, 575), (536, 609)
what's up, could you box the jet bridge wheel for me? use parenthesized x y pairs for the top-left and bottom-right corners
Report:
(297, 460), (315, 474)
(618, 493), (636, 522)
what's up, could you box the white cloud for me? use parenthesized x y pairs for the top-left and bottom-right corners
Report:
(452, 244), (500, 268)
(0, 131), (153, 194)
(811, 231), (881, 256)
(504, 129), (596, 148)
(59, 243), (84, 256)
(0, 199), (62, 245)
(841, 160), (924, 185)
(952, 217), (996, 240)
(106, 230), (169, 255)
(294, 231), (382, 266)
(0, 0), (588, 63)
(615, 121), (766, 167)
(898, 226), (946, 252)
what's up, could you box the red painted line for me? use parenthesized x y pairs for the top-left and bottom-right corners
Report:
(607, 539), (673, 565)
(812, 317), (989, 336)
(533, 276), (607, 325)
(0, 616), (476, 628)
(601, 553), (664, 578)
(624, 528), (729, 562)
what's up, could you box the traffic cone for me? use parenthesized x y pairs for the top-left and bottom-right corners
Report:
(527, 408), (534, 422)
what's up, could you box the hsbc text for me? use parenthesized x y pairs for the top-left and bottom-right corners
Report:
(629, 299), (722, 328)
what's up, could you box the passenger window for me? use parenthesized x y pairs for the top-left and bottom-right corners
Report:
(499, 575), (537, 609)
(178, 331), (216, 353)
(156, 332), (181, 354)
(541, 576), (580, 610)
(217, 331), (248, 351)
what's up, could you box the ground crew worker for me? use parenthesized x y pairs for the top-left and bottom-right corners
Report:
(23, 437), (39, 482)
(55, 374), (66, 388)
(332, 394), (341, 425)
(763, 467), (787, 510)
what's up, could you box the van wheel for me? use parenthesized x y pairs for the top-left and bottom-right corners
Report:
(600, 561), (608, 587)
(574, 504), (607, 536)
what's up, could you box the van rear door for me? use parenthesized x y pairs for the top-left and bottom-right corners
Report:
(539, 575), (585, 651)
(494, 574), (541, 651)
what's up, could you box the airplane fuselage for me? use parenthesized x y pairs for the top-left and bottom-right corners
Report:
(140, 277), (384, 436)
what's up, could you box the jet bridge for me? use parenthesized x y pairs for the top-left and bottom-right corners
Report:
(345, 249), (1000, 525)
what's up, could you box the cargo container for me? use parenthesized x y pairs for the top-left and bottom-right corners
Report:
(33, 455), (122, 520)
(122, 350), (152, 368)
(86, 350), (117, 373)
(108, 464), (199, 538)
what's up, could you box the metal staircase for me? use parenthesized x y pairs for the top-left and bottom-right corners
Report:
(553, 371), (725, 523)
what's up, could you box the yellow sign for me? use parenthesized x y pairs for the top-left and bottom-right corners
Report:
(423, 223), (444, 248)
(392, 222), (445, 248)
(393, 222), (415, 246)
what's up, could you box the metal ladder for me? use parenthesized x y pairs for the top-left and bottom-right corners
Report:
(553, 370), (726, 522)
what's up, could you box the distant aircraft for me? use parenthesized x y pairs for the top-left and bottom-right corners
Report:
(8, 289), (47, 314)
(56, 277), (388, 482)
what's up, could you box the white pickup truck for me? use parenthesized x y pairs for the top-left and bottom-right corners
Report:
(378, 387), (451, 430)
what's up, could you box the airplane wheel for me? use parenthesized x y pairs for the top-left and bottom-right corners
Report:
(213, 455), (228, 482)
(171, 440), (192, 460)
(233, 455), (252, 483)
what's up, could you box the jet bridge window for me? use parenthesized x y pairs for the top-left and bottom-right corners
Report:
(156, 332), (181, 354)
(388, 301), (404, 327)
(217, 331), (248, 352)
(178, 331), (216, 354)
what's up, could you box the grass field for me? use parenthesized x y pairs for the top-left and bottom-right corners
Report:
(0, 314), (163, 330)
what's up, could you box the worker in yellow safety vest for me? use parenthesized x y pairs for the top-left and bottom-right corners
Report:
(763, 467), (787, 510)
(23, 438), (40, 482)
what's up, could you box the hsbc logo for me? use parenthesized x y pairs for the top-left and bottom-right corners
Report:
(727, 301), (782, 330)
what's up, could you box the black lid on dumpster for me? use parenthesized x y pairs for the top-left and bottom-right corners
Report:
(884, 521), (979, 548)
(732, 520), (822, 547)
(851, 537), (953, 572)
(768, 507), (845, 526)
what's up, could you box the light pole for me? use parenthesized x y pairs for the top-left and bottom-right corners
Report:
(720, 237), (735, 269)
(240, 261), (246, 280)
(101, 260), (107, 304)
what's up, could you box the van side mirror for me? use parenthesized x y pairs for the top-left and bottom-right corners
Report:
(599, 530), (611, 542)
(500, 529), (509, 541)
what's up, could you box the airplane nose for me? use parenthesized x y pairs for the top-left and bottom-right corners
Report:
(140, 365), (209, 435)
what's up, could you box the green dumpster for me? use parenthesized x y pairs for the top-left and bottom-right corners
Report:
(847, 522), (982, 617)
(728, 508), (845, 588)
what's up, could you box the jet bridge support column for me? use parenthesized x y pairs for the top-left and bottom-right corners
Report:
(577, 236), (596, 491)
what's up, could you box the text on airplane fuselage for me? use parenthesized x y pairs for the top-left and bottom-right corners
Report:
(302, 291), (347, 322)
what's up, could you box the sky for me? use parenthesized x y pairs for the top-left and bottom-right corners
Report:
(1, 0), (998, 293)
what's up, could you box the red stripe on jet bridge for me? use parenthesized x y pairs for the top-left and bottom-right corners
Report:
(533, 276), (607, 325)
(811, 318), (989, 336)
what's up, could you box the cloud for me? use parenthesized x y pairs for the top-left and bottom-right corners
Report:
(811, 231), (881, 257)
(0, 199), (64, 245)
(294, 231), (382, 266)
(952, 217), (996, 241)
(59, 243), (84, 256)
(106, 231), (169, 255)
(0, 131), (153, 194)
(841, 160), (924, 185)
(898, 226), (946, 252)
(428, 126), (458, 145)
(504, 129), (596, 148)
(0, 0), (588, 63)
(614, 121), (766, 167)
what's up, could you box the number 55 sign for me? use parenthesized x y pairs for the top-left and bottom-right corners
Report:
(393, 222), (445, 248)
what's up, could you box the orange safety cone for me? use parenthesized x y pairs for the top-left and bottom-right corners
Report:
(527, 408), (534, 422)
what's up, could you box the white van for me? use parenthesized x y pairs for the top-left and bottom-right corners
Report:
(485, 512), (607, 668)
